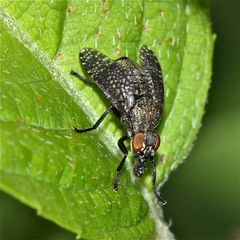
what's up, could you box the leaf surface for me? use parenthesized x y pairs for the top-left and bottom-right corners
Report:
(0, 1), (214, 239)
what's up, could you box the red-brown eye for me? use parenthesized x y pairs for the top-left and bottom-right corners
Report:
(132, 133), (144, 153)
(154, 134), (161, 151)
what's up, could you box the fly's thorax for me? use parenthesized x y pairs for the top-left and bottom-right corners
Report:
(120, 101), (160, 135)
(131, 99), (160, 133)
(131, 132), (160, 177)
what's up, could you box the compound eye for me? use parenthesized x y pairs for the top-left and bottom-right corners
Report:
(132, 133), (144, 153)
(154, 134), (161, 151)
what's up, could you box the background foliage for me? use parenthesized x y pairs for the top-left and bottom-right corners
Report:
(162, 1), (240, 239)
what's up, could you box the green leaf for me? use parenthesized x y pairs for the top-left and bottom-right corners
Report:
(0, 1), (214, 239)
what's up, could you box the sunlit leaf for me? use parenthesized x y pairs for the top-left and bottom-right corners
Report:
(0, 1), (214, 239)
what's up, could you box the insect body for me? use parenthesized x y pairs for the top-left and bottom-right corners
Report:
(71, 46), (166, 205)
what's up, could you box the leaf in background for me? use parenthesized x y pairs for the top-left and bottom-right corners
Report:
(0, 1), (214, 239)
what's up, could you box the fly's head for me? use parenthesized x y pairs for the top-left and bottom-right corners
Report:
(131, 132), (160, 177)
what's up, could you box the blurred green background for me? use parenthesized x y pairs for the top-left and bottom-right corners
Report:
(0, 1), (239, 239)
(162, 1), (240, 239)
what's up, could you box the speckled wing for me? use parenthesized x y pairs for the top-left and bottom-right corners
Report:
(139, 45), (164, 117)
(80, 48), (139, 113)
(79, 48), (113, 79)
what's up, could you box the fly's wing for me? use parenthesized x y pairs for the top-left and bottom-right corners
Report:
(80, 48), (138, 113)
(80, 48), (113, 79)
(140, 46), (164, 117)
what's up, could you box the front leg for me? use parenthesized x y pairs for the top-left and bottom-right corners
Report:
(113, 135), (129, 191)
(74, 106), (113, 133)
(150, 156), (167, 205)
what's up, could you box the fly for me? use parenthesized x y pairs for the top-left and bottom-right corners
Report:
(70, 46), (166, 205)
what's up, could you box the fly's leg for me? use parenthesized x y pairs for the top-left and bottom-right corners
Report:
(73, 106), (113, 133)
(71, 70), (112, 132)
(150, 157), (167, 205)
(70, 70), (94, 86)
(113, 135), (128, 191)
